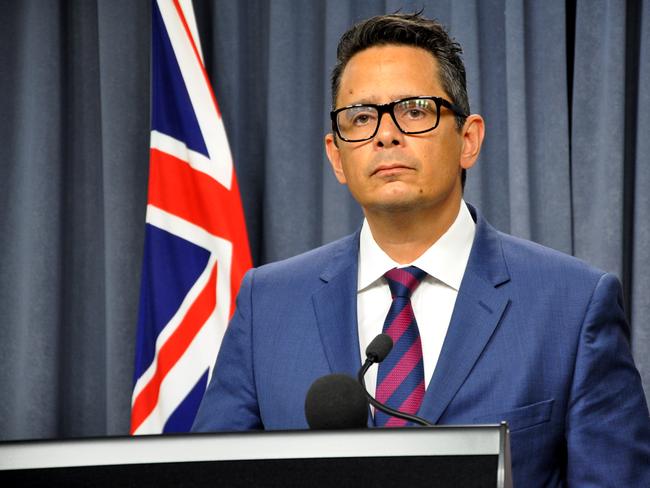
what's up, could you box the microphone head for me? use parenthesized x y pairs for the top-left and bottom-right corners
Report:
(365, 333), (393, 364)
(304, 374), (369, 429)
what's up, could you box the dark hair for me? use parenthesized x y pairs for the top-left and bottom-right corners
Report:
(331, 13), (470, 186)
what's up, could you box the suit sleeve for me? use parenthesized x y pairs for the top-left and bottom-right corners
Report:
(191, 269), (263, 432)
(566, 272), (650, 486)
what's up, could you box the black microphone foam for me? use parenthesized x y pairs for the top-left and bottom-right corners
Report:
(304, 374), (369, 429)
(365, 333), (393, 363)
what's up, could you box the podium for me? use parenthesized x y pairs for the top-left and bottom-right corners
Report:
(0, 424), (511, 487)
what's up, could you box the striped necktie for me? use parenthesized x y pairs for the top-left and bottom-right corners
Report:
(375, 266), (427, 427)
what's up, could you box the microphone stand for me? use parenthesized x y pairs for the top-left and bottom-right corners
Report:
(358, 359), (433, 427)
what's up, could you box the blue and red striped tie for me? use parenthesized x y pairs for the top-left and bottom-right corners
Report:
(375, 266), (427, 427)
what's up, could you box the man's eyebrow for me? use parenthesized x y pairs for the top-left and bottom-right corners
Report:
(342, 97), (376, 106)
(345, 94), (422, 105)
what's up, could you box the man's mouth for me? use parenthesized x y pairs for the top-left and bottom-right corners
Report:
(371, 164), (415, 176)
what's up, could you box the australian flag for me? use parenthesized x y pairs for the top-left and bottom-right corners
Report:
(130, 0), (252, 434)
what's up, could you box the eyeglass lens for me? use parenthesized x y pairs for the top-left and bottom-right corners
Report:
(336, 98), (439, 141)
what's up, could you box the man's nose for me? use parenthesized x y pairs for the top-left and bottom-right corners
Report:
(374, 112), (404, 147)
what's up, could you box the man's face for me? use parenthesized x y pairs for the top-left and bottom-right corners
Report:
(325, 45), (476, 216)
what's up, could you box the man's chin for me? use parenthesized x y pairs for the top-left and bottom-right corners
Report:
(366, 196), (425, 213)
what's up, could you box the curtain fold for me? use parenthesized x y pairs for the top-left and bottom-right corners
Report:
(572, 0), (627, 277)
(631, 0), (650, 398)
(0, 0), (150, 439)
(0, 0), (647, 440)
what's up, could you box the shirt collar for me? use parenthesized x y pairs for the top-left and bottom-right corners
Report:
(358, 200), (476, 291)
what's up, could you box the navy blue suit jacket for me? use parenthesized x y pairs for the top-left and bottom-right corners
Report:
(193, 207), (650, 486)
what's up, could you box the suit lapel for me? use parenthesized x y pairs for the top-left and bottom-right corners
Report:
(419, 207), (511, 424)
(311, 232), (361, 377)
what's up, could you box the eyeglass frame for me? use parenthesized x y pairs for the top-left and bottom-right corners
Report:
(330, 95), (468, 143)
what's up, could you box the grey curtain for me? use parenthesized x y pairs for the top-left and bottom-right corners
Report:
(0, 0), (647, 440)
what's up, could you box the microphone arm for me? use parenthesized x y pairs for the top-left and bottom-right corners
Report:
(357, 358), (434, 427)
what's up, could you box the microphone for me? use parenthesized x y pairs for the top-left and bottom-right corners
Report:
(304, 373), (369, 429)
(365, 333), (393, 363)
(358, 333), (433, 427)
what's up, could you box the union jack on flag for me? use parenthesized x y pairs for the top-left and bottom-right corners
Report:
(131, 0), (252, 434)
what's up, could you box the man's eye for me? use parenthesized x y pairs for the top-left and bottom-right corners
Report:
(352, 112), (375, 126)
(397, 100), (435, 121)
(406, 108), (426, 119)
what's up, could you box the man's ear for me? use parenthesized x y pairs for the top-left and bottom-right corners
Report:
(459, 114), (485, 170)
(325, 133), (347, 184)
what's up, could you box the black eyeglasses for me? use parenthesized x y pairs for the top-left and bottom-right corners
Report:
(330, 96), (467, 142)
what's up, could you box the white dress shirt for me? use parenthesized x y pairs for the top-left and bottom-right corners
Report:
(357, 200), (476, 398)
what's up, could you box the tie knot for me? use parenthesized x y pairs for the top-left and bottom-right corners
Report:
(384, 266), (427, 298)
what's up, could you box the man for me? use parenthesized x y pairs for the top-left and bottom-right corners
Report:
(193, 13), (650, 486)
